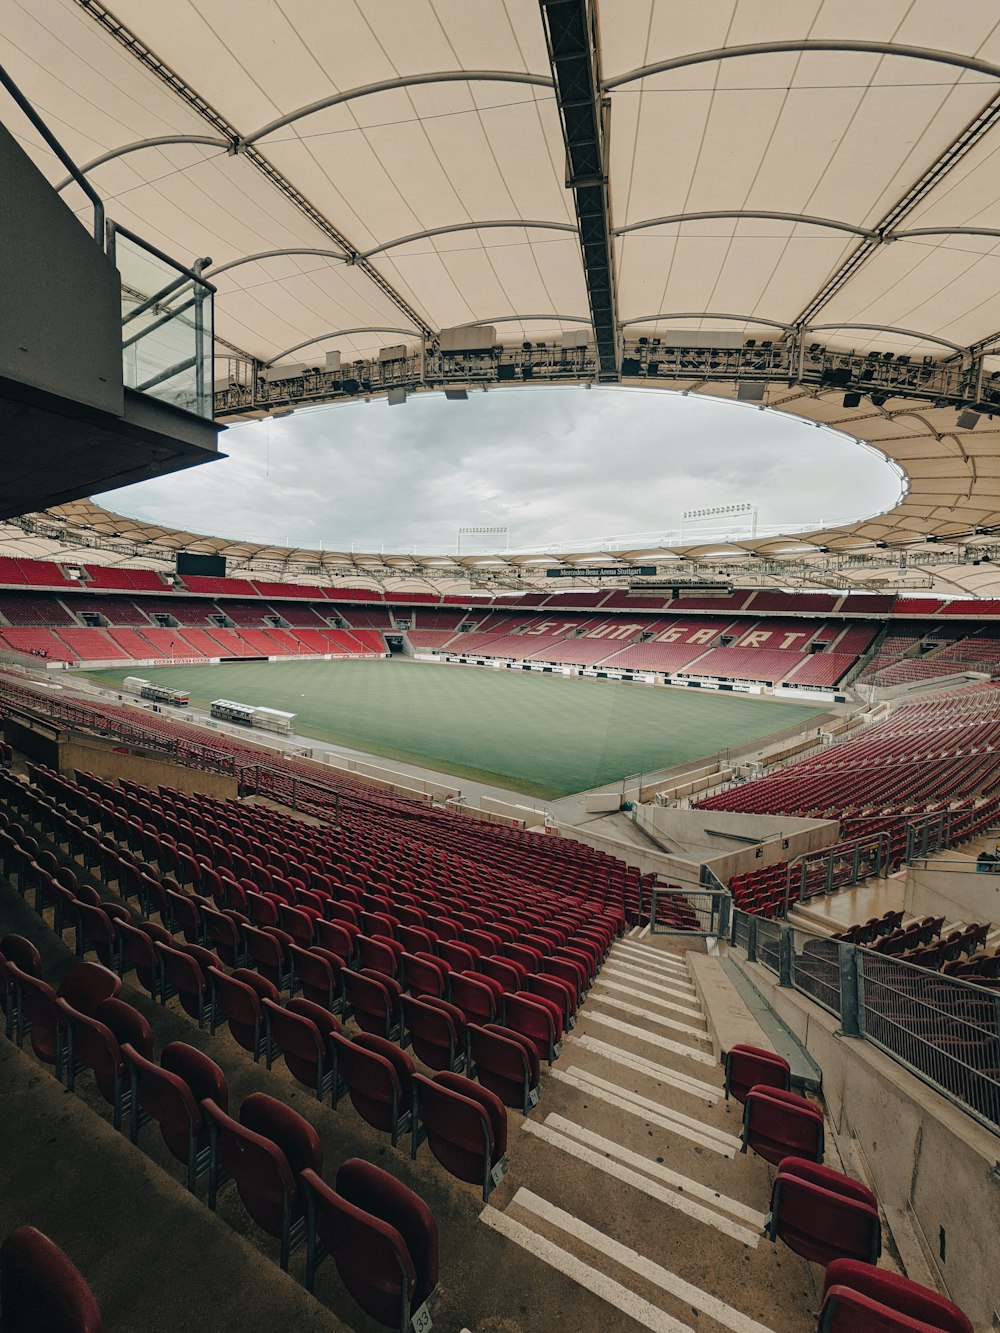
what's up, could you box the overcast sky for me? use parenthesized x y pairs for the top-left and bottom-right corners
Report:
(98, 388), (902, 553)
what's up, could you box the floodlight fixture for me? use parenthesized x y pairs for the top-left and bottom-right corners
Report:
(842, 392), (862, 408)
(387, 387), (407, 406)
(957, 409), (981, 429)
(444, 389), (468, 401)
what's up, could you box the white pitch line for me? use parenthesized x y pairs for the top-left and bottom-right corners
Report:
(590, 993), (711, 1040)
(583, 1012), (717, 1065)
(596, 977), (706, 1020)
(557, 1067), (742, 1153)
(480, 1206), (693, 1333)
(603, 964), (702, 1005)
(545, 1113), (753, 1211)
(573, 1034), (722, 1100)
(514, 1189), (778, 1333)
(551, 1069), (733, 1157)
(522, 1120), (760, 1248)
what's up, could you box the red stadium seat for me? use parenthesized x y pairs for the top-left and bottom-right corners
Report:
(767, 1157), (881, 1266)
(742, 1087), (825, 1165)
(819, 1259), (973, 1333)
(301, 1158), (439, 1331)
(724, 1043), (792, 1104)
(0, 1226), (103, 1333)
(331, 1031), (414, 1146)
(468, 1022), (541, 1115)
(411, 1071), (508, 1201)
(401, 994), (466, 1073)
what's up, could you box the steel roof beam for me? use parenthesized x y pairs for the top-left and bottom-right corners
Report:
(539, 0), (618, 379)
(74, 0), (434, 338)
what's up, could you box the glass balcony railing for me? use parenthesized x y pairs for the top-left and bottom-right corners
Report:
(109, 223), (215, 419)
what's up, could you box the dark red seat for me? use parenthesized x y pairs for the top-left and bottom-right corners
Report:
(479, 955), (526, 994)
(263, 997), (341, 1101)
(449, 971), (503, 1025)
(314, 917), (358, 964)
(330, 1031), (414, 1146)
(288, 944), (343, 1014)
(242, 924), (295, 992)
(57, 961), (121, 1015)
(8, 964), (65, 1070)
(155, 942), (219, 1026)
(0, 1226), (103, 1333)
(208, 966), (280, 1061)
(357, 934), (404, 978)
(343, 968), (403, 1042)
(203, 1091), (322, 1270)
(742, 1086), (825, 1165)
(411, 1071), (508, 1201)
(767, 1157), (880, 1266)
(724, 1043), (792, 1104)
(525, 972), (576, 1029)
(301, 1159), (439, 1332)
(468, 1022), (541, 1115)
(123, 1041), (227, 1190)
(819, 1258), (973, 1333)
(401, 994), (466, 1072)
(0, 935), (40, 1040)
(504, 991), (562, 1064)
(116, 919), (172, 1001)
(59, 995), (153, 1130)
(401, 951), (449, 1000)
(200, 905), (249, 968)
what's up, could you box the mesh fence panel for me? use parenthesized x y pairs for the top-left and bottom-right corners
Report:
(860, 951), (1000, 1133)
(791, 930), (842, 1016)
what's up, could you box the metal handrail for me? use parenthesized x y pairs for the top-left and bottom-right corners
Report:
(730, 907), (1000, 1136)
(106, 222), (218, 293)
(0, 62), (105, 244)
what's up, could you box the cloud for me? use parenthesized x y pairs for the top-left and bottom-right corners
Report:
(97, 387), (902, 551)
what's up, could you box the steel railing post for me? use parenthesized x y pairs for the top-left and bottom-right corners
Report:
(778, 927), (793, 987)
(840, 945), (863, 1037)
(746, 916), (757, 964)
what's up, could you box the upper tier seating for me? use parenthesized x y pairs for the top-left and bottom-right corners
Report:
(0, 556), (77, 587)
(82, 566), (166, 591)
(0, 593), (76, 625)
(71, 597), (151, 625)
(180, 575), (259, 596)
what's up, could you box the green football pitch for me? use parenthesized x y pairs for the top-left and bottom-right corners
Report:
(83, 659), (828, 800)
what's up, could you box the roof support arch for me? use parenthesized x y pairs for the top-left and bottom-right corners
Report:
(613, 211), (875, 239)
(202, 248), (349, 280)
(357, 219), (578, 261)
(241, 71), (554, 147)
(619, 311), (793, 331)
(603, 40), (1000, 91)
(264, 327), (421, 367)
(54, 134), (232, 191)
(805, 322), (968, 354)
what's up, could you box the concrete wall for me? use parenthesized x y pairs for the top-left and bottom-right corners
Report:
(635, 806), (838, 884)
(0, 122), (122, 415)
(319, 751), (458, 802)
(905, 858), (1000, 925)
(320, 753), (430, 804)
(555, 820), (700, 882)
(479, 795), (547, 827)
(60, 734), (238, 799)
(742, 962), (1000, 1330)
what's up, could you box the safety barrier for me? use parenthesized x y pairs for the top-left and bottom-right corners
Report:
(731, 909), (1000, 1136)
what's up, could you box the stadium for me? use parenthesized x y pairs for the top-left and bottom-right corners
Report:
(2, 3), (1000, 1331)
